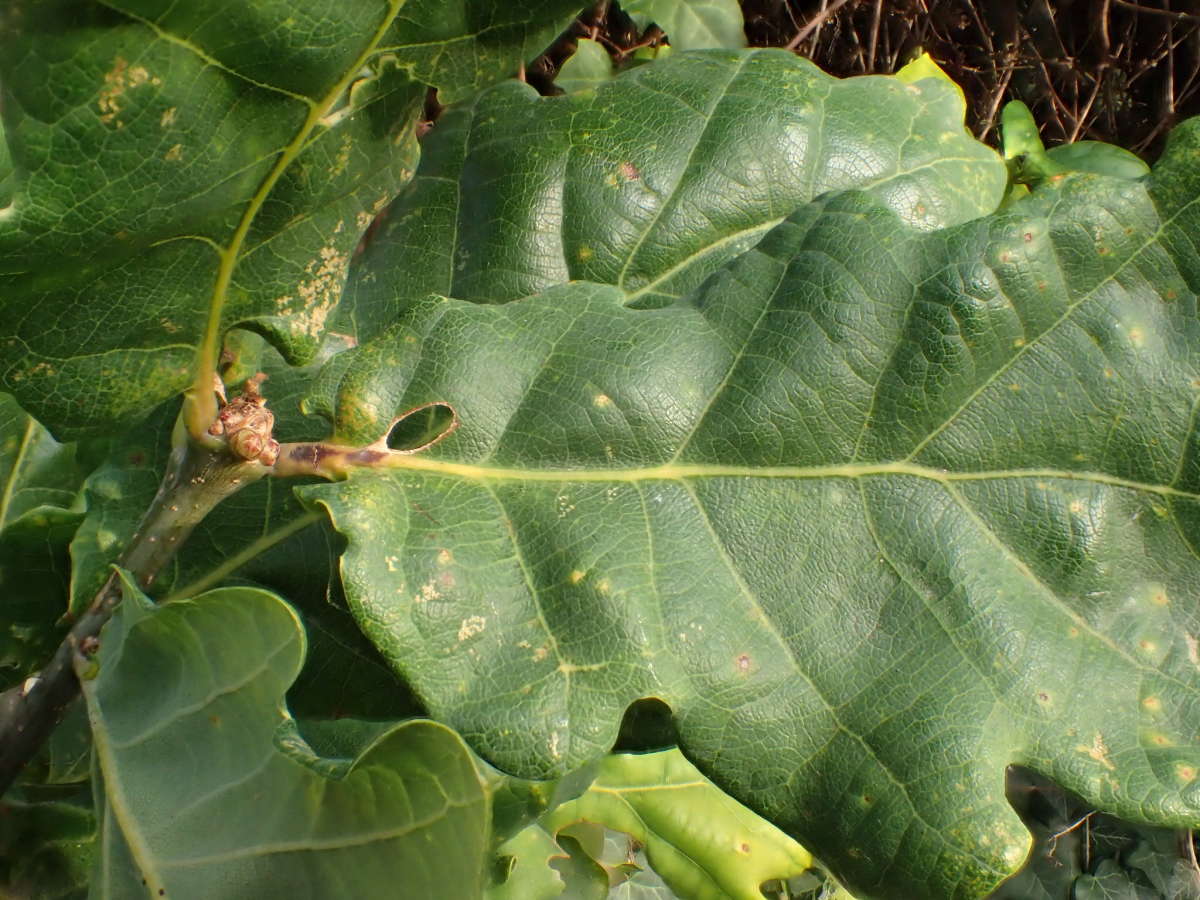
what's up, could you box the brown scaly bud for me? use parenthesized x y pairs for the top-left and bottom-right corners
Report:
(214, 374), (278, 466)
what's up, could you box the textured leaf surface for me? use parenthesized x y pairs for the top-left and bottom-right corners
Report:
(340, 49), (1006, 344)
(624, 0), (747, 49)
(83, 582), (490, 897)
(0, 0), (582, 437)
(301, 118), (1200, 898)
(542, 749), (812, 900)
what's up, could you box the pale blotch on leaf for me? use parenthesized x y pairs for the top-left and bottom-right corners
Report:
(279, 243), (350, 340)
(1142, 696), (1162, 713)
(160, 106), (177, 128)
(1176, 764), (1197, 784)
(1184, 633), (1200, 669)
(164, 144), (183, 162)
(415, 580), (440, 604)
(593, 393), (612, 408)
(98, 57), (161, 127)
(1077, 733), (1116, 771)
(457, 615), (485, 642)
(437, 549), (453, 566)
(569, 569), (586, 585)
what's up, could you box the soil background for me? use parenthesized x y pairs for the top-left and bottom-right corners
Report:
(537, 0), (1200, 160)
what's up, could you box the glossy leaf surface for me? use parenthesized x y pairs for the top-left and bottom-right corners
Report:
(340, 49), (1006, 345)
(302, 117), (1200, 897)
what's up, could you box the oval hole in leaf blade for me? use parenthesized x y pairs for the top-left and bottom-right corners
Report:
(385, 402), (458, 453)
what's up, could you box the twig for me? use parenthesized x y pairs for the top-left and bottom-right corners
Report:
(1113, 0), (1200, 23)
(0, 381), (278, 796)
(786, 0), (856, 51)
(1046, 811), (1096, 860)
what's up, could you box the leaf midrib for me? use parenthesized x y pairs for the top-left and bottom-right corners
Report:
(372, 455), (1200, 501)
(188, 0), (407, 427)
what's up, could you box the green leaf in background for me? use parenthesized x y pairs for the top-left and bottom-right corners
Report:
(300, 113), (1200, 898)
(542, 749), (813, 900)
(555, 38), (616, 93)
(340, 48), (1006, 344)
(0, 0), (584, 438)
(0, 394), (87, 685)
(0, 784), (94, 900)
(624, 0), (747, 50)
(83, 580), (490, 897)
(1045, 141), (1151, 180)
(489, 825), (573, 900)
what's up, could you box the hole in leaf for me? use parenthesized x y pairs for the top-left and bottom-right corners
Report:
(385, 402), (458, 453)
(612, 697), (676, 753)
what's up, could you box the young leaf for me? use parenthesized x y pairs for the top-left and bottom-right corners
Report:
(555, 38), (616, 93)
(299, 117), (1200, 898)
(541, 749), (813, 900)
(82, 582), (491, 897)
(0, 0), (584, 438)
(624, 0), (747, 50)
(340, 49), (1006, 342)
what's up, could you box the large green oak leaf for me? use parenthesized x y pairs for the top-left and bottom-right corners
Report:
(338, 48), (1006, 343)
(300, 119), (1200, 898)
(82, 580), (491, 897)
(0, 0), (583, 438)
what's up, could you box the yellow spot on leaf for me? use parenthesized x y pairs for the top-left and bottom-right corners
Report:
(164, 143), (183, 162)
(569, 569), (585, 585)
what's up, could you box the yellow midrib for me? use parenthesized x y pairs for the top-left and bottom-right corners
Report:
(187, 0), (405, 434)
(376, 453), (1199, 500)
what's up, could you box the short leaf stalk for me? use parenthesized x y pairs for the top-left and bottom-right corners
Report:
(0, 378), (280, 795)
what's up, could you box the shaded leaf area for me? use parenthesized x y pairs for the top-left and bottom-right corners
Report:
(994, 768), (1200, 900)
(0, 394), (91, 687)
(301, 118), (1200, 898)
(83, 582), (490, 897)
(623, 0), (747, 50)
(0, 782), (93, 900)
(0, 0), (583, 438)
(66, 339), (414, 720)
(339, 48), (1006, 351)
